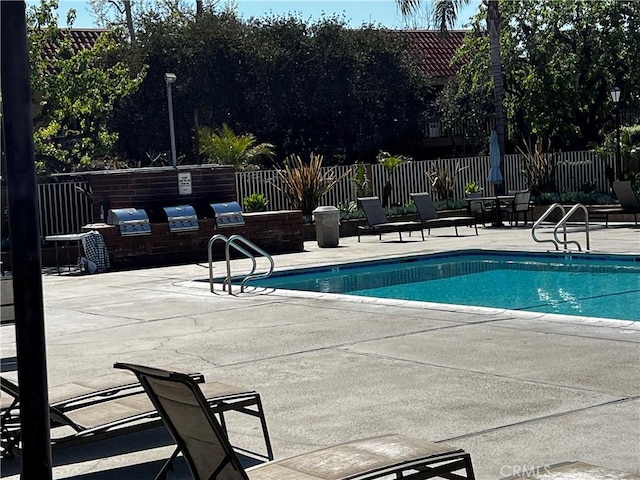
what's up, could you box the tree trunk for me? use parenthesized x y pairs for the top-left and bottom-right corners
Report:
(382, 180), (392, 208)
(487, 0), (506, 193)
(193, 108), (201, 164)
(123, 0), (135, 43)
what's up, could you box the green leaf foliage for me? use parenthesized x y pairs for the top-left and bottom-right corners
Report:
(516, 139), (557, 195)
(111, 12), (430, 165)
(594, 125), (640, 178)
(273, 153), (352, 216)
(425, 161), (469, 201)
(376, 151), (410, 174)
(28, 0), (144, 174)
(351, 163), (373, 198)
(439, 0), (640, 151)
(198, 123), (275, 170)
(243, 193), (269, 212)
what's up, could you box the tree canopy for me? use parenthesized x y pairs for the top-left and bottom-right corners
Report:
(27, 0), (144, 174)
(111, 12), (431, 167)
(439, 0), (640, 152)
(25, 0), (640, 174)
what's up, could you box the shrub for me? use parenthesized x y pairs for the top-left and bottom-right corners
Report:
(243, 193), (268, 212)
(274, 153), (351, 216)
(377, 151), (410, 207)
(199, 124), (274, 171)
(517, 139), (557, 195)
(351, 163), (372, 198)
(464, 181), (483, 195)
(534, 192), (616, 206)
(425, 161), (468, 201)
(594, 125), (640, 191)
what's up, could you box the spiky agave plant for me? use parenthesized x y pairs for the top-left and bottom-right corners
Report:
(198, 123), (274, 171)
(425, 160), (468, 201)
(274, 153), (351, 216)
(517, 138), (557, 196)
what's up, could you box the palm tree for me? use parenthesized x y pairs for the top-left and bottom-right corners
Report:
(198, 123), (275, 171)
(398, 0), (506, 192)
(377, 151), (408, 207)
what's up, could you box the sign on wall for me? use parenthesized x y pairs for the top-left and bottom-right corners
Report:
(178, 172), (192, 195)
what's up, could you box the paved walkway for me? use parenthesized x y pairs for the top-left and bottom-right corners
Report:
(2, 223), (639, 479)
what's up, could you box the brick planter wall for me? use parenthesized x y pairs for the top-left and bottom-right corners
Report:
(15, 166), (304, 271)
(80, 210), (303, 270)
(65, 166), (302, 269)
(75, 165), (236, 222)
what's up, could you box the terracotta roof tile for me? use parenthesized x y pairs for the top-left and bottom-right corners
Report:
(392, 30), (467, 80)
(67, 29), (109, 52)
(38, 28), (110, 68)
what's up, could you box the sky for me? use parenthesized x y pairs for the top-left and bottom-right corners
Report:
(50, 0), (482, 30)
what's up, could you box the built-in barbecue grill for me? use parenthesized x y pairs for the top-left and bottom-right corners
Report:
(162, 205), (199, 232)
(107, 208), (151, 236)
(210, 202), (245, 228)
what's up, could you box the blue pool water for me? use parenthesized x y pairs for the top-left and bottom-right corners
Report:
(247, 250), (640, 321)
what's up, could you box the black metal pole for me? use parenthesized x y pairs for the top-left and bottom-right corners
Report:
(0, 2), (53, 478)
(193, 108), (201, 165)
(615, 107), (622, 180)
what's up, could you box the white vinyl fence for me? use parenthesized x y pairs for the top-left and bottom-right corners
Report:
(236, 151), (614, 210)
(28, 150), (613, 237)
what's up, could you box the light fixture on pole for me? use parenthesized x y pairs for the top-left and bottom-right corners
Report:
(165, 72), (177, 168)
(610, 86), (622, 180)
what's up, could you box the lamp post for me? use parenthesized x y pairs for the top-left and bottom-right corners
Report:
(610, 86), (622, 180)
(165, 72), (177, 168)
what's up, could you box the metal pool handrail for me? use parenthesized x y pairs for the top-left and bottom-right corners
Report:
(208, 234), (270, 293)
(226, 235), (274, 294)
(553, 203), (590, 251)
(208, 234), (230, 293)
(532, 203), (566, 250)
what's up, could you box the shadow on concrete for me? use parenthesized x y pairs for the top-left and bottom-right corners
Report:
(1, 427), (264, 479)
(1, 356), (17, 372)
(1, 457), (189, 480)
(1, 428), (173, 476)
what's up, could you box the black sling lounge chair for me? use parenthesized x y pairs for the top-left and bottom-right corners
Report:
(411, 193), (478, 236)
(358, 196), (425, 242)
(0, 372), (272, 461)
(115, 362), (476, 480)
(600, 181), (640, 227)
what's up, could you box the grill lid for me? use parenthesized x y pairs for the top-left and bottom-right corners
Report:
(107, 208), (151, 236)
(210, 201), (245, 228)
(163, 205), (199, 232)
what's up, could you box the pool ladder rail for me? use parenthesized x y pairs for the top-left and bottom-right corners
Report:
(532, 203), (590, 252)
(208, 234), (274, 294)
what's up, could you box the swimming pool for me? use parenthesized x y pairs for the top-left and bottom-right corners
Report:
(246, 250), (640, 321)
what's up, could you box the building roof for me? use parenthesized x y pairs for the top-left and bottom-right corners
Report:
(392, 30), (467, 82)
(39, 28), (110, 65)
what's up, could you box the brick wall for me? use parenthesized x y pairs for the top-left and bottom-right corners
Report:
(81, 210), (304, 270)
(79, 165), (236, 222)
(15, 166), (305, 271)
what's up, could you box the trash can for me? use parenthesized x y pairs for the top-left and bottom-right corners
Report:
(313, 206), (340, 248)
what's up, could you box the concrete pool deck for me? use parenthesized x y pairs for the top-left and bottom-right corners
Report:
(1, 222), (639, 479)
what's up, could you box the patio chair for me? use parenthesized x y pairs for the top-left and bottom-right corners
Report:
(0, 372), (273, 461)
(411, 193), (478, 236)
(499, 460), (638, 479)
(115, 362), (476, 480)
(465, 193), (493, 227)
(600, 181), (640, 227)
(502, 190), (533, 226)
(357, 196), (425, 242)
